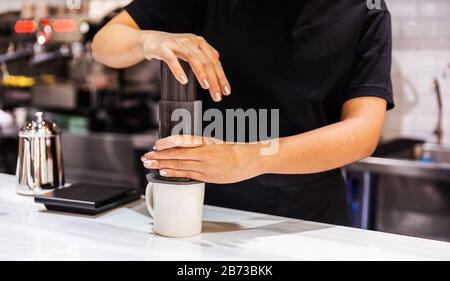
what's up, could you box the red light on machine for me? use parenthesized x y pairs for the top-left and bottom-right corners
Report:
(14, 20), (36, 33)
(52, 19), (77, 33)
(40, 18), (51, 26)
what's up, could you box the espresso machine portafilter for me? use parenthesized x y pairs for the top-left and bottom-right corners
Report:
(149, 60), (202, 183)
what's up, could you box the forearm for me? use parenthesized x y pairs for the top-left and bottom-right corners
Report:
(259, 120), (378, 174)
(92, 22), (148, 68)
(255, 97), (387, 175)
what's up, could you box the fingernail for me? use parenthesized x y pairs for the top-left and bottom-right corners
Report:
(214, 92), (222, 102)
(141, 155), (146, 162)
(180, 75), (188, 84)
(143, 160), (157, 168)
(160, 170), (168, 177)
(203, 78), (210, 89)
(153, 145), (157, 151)
(224, 85), (231, 96)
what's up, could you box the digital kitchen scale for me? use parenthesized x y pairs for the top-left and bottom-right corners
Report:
(34, 183), (141, 215)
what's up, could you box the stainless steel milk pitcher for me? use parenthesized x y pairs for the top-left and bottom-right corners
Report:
(15, 112), (64, 195)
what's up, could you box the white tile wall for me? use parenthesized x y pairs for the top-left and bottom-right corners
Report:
(383, 0), (450, 145)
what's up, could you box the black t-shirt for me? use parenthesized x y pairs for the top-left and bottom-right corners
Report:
(125, 0), (393, 225)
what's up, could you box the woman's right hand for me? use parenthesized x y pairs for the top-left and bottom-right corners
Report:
(140, 31), (231, 102)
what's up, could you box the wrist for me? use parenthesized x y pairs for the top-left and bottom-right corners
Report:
(138, 30), (164, 60)
(256, 141), (274, 175)
(236, 142), (270, 177)
(256, 139), (281, 175)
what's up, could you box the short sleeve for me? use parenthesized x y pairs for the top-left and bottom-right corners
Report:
(124, 0), (199, 33)
(345, 6), (394, 110)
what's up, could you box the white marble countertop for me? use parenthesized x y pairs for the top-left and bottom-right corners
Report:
(1, 173), (449, 261)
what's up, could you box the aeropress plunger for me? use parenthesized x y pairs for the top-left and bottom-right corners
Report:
(145, 61), (205, 238)
(147, 60), (202, 184)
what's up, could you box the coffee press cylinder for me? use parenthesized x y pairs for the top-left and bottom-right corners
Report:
(159, 60), (198, 138)
(156, 60), (201, 182)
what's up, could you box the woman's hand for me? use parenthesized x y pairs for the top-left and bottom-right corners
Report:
(140, 31), (231, 102)
(141, 135), (264, 184)
(92, 11), (230, 102)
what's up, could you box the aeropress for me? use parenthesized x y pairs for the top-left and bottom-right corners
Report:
(145, 61), (205, 237)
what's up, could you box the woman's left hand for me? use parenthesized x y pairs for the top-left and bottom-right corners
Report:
(141, 135), (263, 184)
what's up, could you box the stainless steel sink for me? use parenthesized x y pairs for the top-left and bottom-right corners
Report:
(345, 138), (450, 242)
(383, 142), (450, 164)
(421, 143), (450, 164)
(348, 139), (450, 182)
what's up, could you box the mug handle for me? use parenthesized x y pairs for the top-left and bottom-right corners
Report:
(145, 181), (155, 218)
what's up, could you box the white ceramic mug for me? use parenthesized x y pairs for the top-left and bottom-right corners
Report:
(145, 178), (205, 237)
